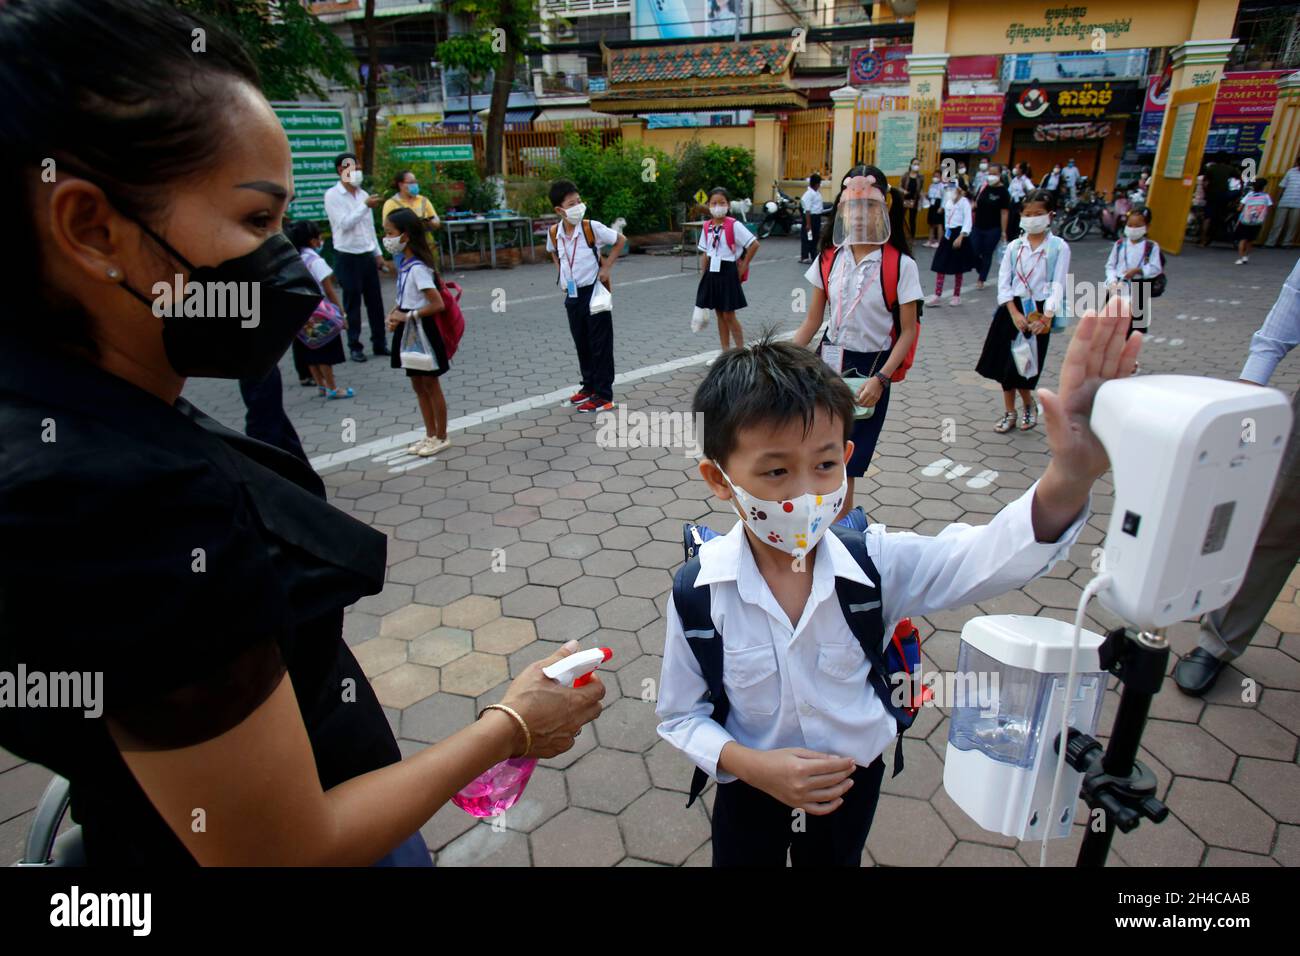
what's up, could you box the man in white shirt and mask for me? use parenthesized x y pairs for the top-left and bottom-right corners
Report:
(324, 152), (390, 362)
(799, 173), (825, 263)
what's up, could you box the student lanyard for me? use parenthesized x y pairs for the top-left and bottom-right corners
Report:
(560, 228), (582, 283)
(397, 256), (420, 306)
(710, 223), (727, 256)
(1014, 242), (1046, 299)
(831, 252), (880, 344)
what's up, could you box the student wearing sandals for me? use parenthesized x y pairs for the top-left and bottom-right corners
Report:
(286, 220), (353, 400)
(976, 190), (1071, 433)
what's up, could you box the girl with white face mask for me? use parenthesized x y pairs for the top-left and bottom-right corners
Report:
(925, 179), (974, 306)
(976, 190), (1071, 433)
(1105, 206), (1162, 336)
(695, 186), (760, 358)
(925, 173), (945, 246)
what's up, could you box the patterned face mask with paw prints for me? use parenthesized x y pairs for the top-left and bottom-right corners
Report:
(716, 465), (847, 558)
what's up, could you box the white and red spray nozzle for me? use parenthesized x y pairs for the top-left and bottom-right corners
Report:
(542, 646), (613, 688)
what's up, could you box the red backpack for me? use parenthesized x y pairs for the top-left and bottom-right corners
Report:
(817, 242), (921, 383)
(706, 217), (749, 282)
(434, 275), (465, 362)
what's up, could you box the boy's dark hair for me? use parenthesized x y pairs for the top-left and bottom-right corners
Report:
(809, 173), (822, 187)
(1128, 205), (1152, 224)
(334, 151), (358, 173)
(1023, 188), (1056, 212)
(386, 207), (437, 270)
(549, 178), (579, 209)
(708, 186), (730, 202)
(1253, 178), (1269, 191)
(285, 219), (321, 250)
(694, 332), (855, 467)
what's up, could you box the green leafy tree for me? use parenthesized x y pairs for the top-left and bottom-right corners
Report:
(560, 134), (676, 235)
(174, 0), (355, 99)
(439, 0), (539, 177)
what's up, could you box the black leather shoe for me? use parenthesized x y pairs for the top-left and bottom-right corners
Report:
(350, 351), (368, 363)
(373, 346), (391, 357)
(1173, 647), (1226, 697)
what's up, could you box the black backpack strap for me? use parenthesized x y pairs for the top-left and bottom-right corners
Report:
(671, 558), (728, 807)
(828, 525), (909, 778)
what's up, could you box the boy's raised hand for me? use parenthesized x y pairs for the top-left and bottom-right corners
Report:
(1037, 298), (1144, 485)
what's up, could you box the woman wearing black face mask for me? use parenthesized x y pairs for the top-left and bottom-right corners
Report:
(0, 0), (603, 867)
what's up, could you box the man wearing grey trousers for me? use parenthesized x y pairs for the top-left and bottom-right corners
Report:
(1176, 258), (1300, 694)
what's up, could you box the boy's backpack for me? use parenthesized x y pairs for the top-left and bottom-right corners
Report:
(817, 242), (921, 382)
(672, 521), (926, 808)
(1009, 234), (1073, 330)
(1111, 238), (1167, 298)
(548, 219), (601, 286)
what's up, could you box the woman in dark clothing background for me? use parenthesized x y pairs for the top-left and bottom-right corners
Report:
(0, 0), (602, 866)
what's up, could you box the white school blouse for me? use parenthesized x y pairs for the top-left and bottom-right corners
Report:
(1105, 238), (1163, 286)
(803, 248), (923, 354)
(944, 197), (972, 236)
(697, 219), (757, 263)
(655, 484), (1090, 782)
(997, 236), (1071, 316)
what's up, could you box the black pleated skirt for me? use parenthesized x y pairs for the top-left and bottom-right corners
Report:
(976, 300), (1052, 390)
(695, 259), (747, 312)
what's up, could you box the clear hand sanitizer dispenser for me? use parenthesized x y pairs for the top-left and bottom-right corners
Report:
(944, 615), (1107, 841)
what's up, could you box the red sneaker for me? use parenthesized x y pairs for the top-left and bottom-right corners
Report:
(575, 399), (614, 413)
(567, 389), (592, 405)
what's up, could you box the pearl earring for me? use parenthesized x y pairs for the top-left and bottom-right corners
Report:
(107, 267), (121, 279)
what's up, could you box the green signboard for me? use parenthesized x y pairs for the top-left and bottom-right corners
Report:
(1162, 102), (1199, 180)
(275, 103), (350, 221)
(394, 143), (475, 162)
(876, 111), (919, 178)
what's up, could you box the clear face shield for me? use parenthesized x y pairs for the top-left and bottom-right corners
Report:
(831, 176), (891, 247)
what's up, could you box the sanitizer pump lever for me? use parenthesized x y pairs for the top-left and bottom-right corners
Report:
(452, 647), (612, 818)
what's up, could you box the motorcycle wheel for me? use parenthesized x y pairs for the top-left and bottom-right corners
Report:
(1062, 216), (1090, 242)
(757, 220), (774, 239)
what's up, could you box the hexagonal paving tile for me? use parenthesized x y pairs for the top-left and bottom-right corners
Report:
(620, 788), (710, 865)
(351, 637), (407, 679)
(567, 749), (652, 813)
(531, 807), (625, 867)
(1232, 758), (1300, 825)
(438, 824), (531, 867)
(501, 584), (561, 619)
(1165, 778), (1275, 853)
(369, 663), (440, 710)
(596, 595), (659, 631)
(409, 627), (472, 667)
(536, 604), (599, 643)
(473, 616), (537, 655)
(379, 603), (442, 641)
(441, 594), (501, 630)
(866, 795), (955, 866)
(400, 692), (475, 743)
(440, 652), (509, 697)
(594, 697), (660, 753)
(559, 576), (619, 609)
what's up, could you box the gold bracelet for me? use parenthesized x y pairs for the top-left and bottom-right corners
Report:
(479, 703), (531, 758)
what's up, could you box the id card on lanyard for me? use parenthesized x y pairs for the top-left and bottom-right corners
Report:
(561, 230), (581, 297)
(822, 254), (879, 374)
(708, 224), (724, 272)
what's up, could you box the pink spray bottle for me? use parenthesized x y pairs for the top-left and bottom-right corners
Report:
(452, 646), (612, 817)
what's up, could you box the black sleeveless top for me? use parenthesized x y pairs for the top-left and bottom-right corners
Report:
(0, 335), (397, 864)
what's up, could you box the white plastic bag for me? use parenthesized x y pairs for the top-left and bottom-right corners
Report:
(1010, 330), (1039, 380)
(400, 315), (436, 371)
(691, 306), (711, 333)
(589, 279), (612, 314)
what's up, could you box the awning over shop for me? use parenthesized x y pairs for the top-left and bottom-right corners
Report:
(533, 107), (619, 128)
(590, 39), (806, 114)
(443, 108), (535, 129)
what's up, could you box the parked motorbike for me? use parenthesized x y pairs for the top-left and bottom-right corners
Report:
(756, 184), (799, 239)
(1055, 194), (1107, 241)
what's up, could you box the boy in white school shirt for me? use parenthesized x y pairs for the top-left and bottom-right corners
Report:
(657, 316), (1143, 866)
(546, 178), (627, 413)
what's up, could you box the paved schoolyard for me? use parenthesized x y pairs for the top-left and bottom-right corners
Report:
(2, 233), (1297, 867)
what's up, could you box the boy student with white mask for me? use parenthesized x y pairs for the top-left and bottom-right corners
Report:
(794, 167), (921, 519)
(977, 190), (1072, 433)
(926, 177), (974, 306)
(697, 187), (760, 356)
(546, 179), (627, 413)
(657, 306), (1142, 867)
